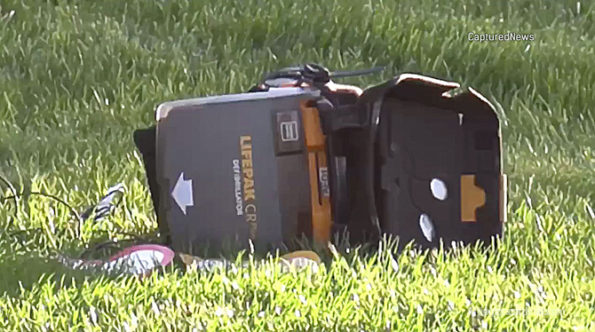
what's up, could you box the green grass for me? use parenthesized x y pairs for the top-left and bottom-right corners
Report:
(0, 0), (594, 330)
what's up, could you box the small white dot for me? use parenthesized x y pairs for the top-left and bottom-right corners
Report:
(419, 214), (435, 242)
(430, 178), (448, 200)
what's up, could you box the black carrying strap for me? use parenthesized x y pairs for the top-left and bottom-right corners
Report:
(133, 126), (171, 243)
(133, 126), (158, 213)
(316, 83), (395, 243)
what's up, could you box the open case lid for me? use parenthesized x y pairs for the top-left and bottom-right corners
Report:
(331, 73), (505, 247)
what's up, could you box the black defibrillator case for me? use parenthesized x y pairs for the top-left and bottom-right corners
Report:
(134, 70), (506, 252)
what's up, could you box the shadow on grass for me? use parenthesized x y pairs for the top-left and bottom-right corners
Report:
(0, 252), (95, 298)
(0, 231), (147, 298)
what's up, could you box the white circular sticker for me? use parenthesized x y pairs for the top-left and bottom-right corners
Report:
(430, 178), (448, 200)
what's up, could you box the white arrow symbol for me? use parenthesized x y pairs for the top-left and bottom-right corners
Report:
(172, 172), (194, 215)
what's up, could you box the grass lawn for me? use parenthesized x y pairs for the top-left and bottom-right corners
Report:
(0, 0), (593, 330)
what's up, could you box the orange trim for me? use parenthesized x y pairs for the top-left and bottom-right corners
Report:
(499, 174), (507, 223)
(301, 102), (325, 149)
(325, 82), (363, 96)
(300, 101), (332, 243)
(460, 175), (486, 222)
